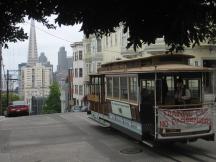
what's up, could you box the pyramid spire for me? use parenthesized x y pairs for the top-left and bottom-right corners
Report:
(27, 19), (38, 66)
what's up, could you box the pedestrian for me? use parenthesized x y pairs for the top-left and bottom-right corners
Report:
(181, 85), (191, 104)
(174, 78), (183, 105)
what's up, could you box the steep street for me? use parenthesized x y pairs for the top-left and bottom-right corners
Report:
(0, 112), (216, 162)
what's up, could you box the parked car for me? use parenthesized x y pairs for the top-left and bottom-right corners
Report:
(6, 101), (29, 117)
(72, 106), (81, 112)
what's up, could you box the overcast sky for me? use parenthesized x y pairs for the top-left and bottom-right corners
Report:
(2, 17), (83, 72)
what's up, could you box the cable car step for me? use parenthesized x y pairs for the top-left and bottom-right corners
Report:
(88, 116), (110, 127)
(142, 140), (154, 148)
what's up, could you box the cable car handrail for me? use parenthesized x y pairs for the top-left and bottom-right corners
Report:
(158, 102), (214, 109)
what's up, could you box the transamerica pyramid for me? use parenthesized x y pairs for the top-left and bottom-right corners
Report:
(27, 19), (38, 66)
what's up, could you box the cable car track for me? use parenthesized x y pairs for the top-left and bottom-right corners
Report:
(150, 142), (216, 162)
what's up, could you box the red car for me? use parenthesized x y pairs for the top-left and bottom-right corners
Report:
(7, 103), (29, 117)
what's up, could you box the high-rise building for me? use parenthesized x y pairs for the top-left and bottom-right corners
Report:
(55, 47), (69, 84)
(18, 19), (53, 113)
(38, 52), (48, 65)
(27, 19), (38, 66)
(57, 47), (68, 71)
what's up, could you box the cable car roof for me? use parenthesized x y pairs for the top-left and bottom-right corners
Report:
(99, 63), (212, 74)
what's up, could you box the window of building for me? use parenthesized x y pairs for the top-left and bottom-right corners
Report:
(97, 62), (101, 72)
(97, 39), (102, 52)
(79, 51), (82, 60)
(72, 68), (74, 77)
(115, 33), (117, 46)
(106, 36), (108, 48)
(113, 77), (119, 99)
(86, 64), (89, 74)
(75, 68), (78, 78)
(75, 52), (78, 61)
(75, 85), (78, 94)
(79, 85), (83, 95)
(74, 52), (76, 61)
(86, 43), (91, 53)
(120, 77), (128, 100)
(79, 68), (83, 77)
(106, 77), (112, 97)
(92, 46), (95, 54)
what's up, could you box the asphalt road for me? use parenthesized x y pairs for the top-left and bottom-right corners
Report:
(0, 112), (216, 162)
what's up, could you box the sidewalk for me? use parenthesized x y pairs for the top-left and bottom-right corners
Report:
(0, 116), (5, 121)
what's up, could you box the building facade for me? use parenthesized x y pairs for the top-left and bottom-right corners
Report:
(83, 35), (103, 82)
(67, 68), (73, 110)
(183, 44), (216, 94)
(100, 26), (142, 63)
(60, 68), (73, 112)
(20, 63), (53, 111)
(71, 42), (85, 106)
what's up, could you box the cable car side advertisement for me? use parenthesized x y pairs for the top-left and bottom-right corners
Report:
(158, 107), (212, 137)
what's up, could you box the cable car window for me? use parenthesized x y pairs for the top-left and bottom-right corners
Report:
(95, 77), (100, 95)
(106, 77), (112, 97)
(140, 80), (154, 105)
(113, 77), (119, 99)
(188, 80), (199, 98)
(143, 80), (155, 92)
(185, 79), (201, 104)
(120, 77), (128, 100)
(129, 77), (138, 103)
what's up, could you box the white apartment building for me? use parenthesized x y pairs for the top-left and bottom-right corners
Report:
(71, 42), (85, 106)
(83, 35), (103, 79)
(82, 26), (150, 77)
(20, 63), (52, 111)
(183, 45), (216, 94)
(101, 26), (143, 64)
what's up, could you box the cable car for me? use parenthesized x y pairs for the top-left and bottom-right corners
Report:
(87, 54), (215, 146)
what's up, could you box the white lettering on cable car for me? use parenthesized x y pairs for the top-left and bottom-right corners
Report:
(158, 108), (211, 135)
(109, 113), (142, 135)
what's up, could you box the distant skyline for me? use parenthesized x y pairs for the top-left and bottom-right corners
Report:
(2, 16), (83, 72)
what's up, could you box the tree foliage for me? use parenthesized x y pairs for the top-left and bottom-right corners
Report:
(0, 0), (216, 51)
(1, 92), (20, 111)
(43, 81), (61, 114)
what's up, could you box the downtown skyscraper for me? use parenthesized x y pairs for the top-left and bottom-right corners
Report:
(19, 19), (53, 114)
(27, 19), (38, 66)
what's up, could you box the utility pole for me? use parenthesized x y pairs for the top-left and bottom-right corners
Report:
(0, 45), (2, 115)
(6, 70), (9, 107)
(42, 68), (44, 113)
